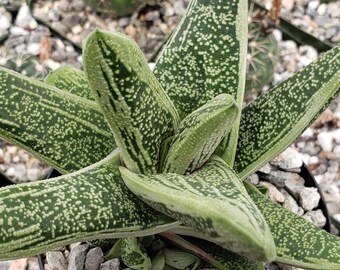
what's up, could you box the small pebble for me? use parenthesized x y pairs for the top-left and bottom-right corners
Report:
(303, 210), (327, 227)
(85, 247), (104, 270)
(299, 187), (321, 211)
(46, 251), (68, 270)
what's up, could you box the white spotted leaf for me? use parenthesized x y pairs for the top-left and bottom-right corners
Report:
(235, 44), (340, 179)
(45, 66), (94, 100)
(0, 67), (115, 173)
(120, 156), (276, 262)
(246, 183), (340, 269)
(154, 0), (248, 166)
(163, 94), (239, 174)
(83, 30), (180, 174)
(0, 151), (178, 260)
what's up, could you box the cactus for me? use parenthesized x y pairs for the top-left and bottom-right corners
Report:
(246, 11), (279, 92)
(84, 0), (143, 16)
(2, 53), (50, 80)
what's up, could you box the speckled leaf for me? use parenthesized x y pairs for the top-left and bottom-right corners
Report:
(154, 0), (248, 165)
(163, 94), (239, 174)
(45, 66), (94, 100)
(161, 233), (264, 270)
(84, 30), (180, 174)
(245, 182), (340, 269)
(120, 156), (276, 261)
(163, 248), (201, 270)
(0, 151), (178, 260)
(0, 67), (115, 173)
(235, 44), (340, 179)
(121, 238), (152, 270)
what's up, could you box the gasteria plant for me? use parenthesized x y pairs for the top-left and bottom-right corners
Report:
(0, 0), (339, 269)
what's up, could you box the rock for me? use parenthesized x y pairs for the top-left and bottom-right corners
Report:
(48, 9), (61, 21)
(299, 187), (321, 211)
(174, 1), (186, 16)
(15, 4), (37, 29)
(247, 174), (259, 185)
(85, 247), (104, 270)
(261, 170), (304, 188)
(307, 0), (319, 11)
(8, 259), (27, 270)
(68, 244), (89, 270)
(27, 43), (41, 55)
(270, 148), (303, 172)
(259, 181), (285, 203)
(334, 145), (340, 158)
(325, 26), (338, 40)
(46, 251), (68, 270)
(333, 129), (340, 144)
(317, 132), (334, 152)
(0, 15), (11, 33)
(0, 261), (11, 270)
(298, 45), (318, 66)
(10, 26), (30, 36)
(0, 148), (4, 162)
(297, 207), (305, 216)
(331, 33), (340, 43)
(100, 259), (120, 270)
(303, 210), (326, 227)
(282, 0), (294, 11)
(27, 168), (40, 181)
(51, 50), (68, 62)
(281, 189), (299, 214)
(285, 176), (305, 199)
(145, 11), (160, 22)
(326, 2), (339, 18)
(258, 163), (272, 174)
(71, 25), (83, 35)
(316, 3), (327, 15)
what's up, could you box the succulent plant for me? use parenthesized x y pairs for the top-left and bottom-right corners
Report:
(83, 0), (143, 16)
(0, 0), (339, 269)
(246, 9), (279, 92)
(1, 53), (50, 80)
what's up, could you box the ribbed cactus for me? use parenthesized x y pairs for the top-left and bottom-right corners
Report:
(246, 13), (279, 92)
(3, 53), (50, 80)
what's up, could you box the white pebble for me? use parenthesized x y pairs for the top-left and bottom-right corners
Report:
(317, 132), (334, 152)
(27, 168), (40, 181)
(27, 43), (41, 55)
(303, 210), (326, 228)
(299, 187), (321, 211)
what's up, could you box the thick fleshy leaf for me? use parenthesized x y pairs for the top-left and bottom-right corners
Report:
(0, 151), (178, 260)
(121, 238), (152, 270)
(235, 44), (340, 179)
(154, 0), (248, 165)
(160, 233), (264, 270)
(163, 248), (201, 269)
(45, 66), (94, 100)
(246, 183), (340, 269)
(163, 94), (239, 174)
(83, 30), (180, 174)
(0, 67), (115, 173)
(120, 156), (276, 261)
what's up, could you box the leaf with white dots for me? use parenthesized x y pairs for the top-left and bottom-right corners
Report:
(235, 44), (340, 179)
(0, 67), (115, 173)
(121, 238), (152, 270)
(163, 94), (239, 174)
(83, 30), (180, 174)
(246, 182), (340, 269)
(120, 156), (276, 262)
(154, 0), (248, 166)
(45, 66), (94, 100)
(0, 151), (178, 260)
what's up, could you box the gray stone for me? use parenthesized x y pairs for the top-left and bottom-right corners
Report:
(317, 132), (334, 152)
(27, 168), (40, 181)
(46, 251), (68, 270)
(0, 261), (11, 270)
(285, 176), (305, 199)
(68, 244), (90, 270)
(281, 189), (299, 214)
(259, 181), (285, 203)
(325, 26), (338, 39)
(331, 33), (340, 43)
(261, 170), (304, 188)
(303, 210), (326, 227)
(85, 247), (104, 270)
(270, 148), (303, 172)
(299, 187), (321, 211)
(51, 50), (68, 62)
(258, 163), (273, 174)
(15, 4), (37, 29)
(48, 9), (61, 22)
(100, 259), (120, 270)
(247, 174), (259, 185)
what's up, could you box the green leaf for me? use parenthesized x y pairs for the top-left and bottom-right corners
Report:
(151, 252), (166, 270)
(154, 0), (248, 166)
(120, 156), (276, 261)
(121, 238), (152, 270)
(83, 30), (180, 174)
(160, 233), (264, 270)
(0, 67), (115, 173)
(45, 66), (94, 100)
(163, 248), (201, 270)
(0, 151), (178, 260)
(235, 44), (340, 179)
(105, 239), (123, 260)
(163, 94), (239, 174)
(245, 182), (340, 270)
